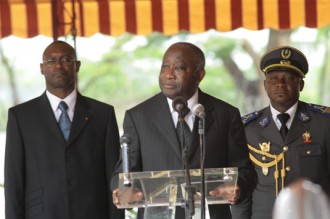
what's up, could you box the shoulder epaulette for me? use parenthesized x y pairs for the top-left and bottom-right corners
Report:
(242, 111), (260, 125)
(306, 103), (330, 117)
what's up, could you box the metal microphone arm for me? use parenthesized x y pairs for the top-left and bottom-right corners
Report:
(192, 103), (206, 219)
(198, 117), (206, 219)
(172, 96), (195, 218)
(178, 113), (195, 219)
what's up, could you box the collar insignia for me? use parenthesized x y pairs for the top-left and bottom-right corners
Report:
(258, 115), (270, 128)
(298, 112), (310, 122)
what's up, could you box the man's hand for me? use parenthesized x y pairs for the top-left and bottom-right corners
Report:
(112, 188), (144, 208)
(209, 185), (240, 205)
(112, 188), (121, 207)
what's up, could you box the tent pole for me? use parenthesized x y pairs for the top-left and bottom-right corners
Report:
(51, 0), (58, 41)
(71, 0), (77, 51)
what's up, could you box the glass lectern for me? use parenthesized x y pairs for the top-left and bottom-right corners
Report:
(117, 167), (238, 219)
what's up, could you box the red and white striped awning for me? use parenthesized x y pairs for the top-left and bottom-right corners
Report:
(1, 0), (330, 39)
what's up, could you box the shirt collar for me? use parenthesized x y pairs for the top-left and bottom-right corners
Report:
(167, 90), (199, 113)
(46, 89), (77, 113)
(270, 101), (298, 128)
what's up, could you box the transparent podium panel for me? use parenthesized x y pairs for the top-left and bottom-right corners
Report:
(117, 167), (238, 210)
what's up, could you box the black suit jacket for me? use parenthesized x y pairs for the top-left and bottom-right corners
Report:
(112, 90), (257, 219)
(5, 92), (125, 219)
(231, 101), (330, 219)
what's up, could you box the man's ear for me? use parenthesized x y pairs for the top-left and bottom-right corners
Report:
(299, 79), (305, 92)
(75, 61), (81, 73)
(40, 63), (44, 75)
(197, 69), (205, 83)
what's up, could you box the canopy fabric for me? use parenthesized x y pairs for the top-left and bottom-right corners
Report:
(1, 0), (330, 39)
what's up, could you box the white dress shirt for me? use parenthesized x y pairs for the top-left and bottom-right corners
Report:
(270, 102), (298, 131)
(167, 90), (199, 131)
(46, 90), (77, 122)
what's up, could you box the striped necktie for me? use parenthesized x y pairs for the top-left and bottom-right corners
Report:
(176, 109), (192, 152)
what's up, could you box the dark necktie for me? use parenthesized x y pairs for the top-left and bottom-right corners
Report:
(277, 113), (290, 140)
(176, 109), (192, 151)
(58, 101), (71, 141)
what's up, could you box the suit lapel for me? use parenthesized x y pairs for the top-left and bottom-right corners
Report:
(149, 91), (216, 160)
(199, 92), (214, 134)
(38, 93), (66, 142)
(188, 91), (214, 158)
(67, 93), (90, 146)
(259, 105), (311, 146)
(260, 107), (284, 145)
(286, 103), (311, 145)
(151, 94), (182, 160)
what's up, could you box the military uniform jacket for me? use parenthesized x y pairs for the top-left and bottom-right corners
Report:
(231, 101), (330, 219)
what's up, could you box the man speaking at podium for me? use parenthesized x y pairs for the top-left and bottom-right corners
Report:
(111, 42), (257, 219)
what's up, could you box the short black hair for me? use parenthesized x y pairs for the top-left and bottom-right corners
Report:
(171, 42), (205, 72)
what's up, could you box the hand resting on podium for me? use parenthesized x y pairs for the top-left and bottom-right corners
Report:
(209, 184), (240, 205)
(112, 188), (144, 208)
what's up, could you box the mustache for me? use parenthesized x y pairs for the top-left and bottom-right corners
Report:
(52, 71), (66, 76)
(160, 79), (181, 87)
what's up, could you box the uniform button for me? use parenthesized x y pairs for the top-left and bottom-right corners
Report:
(262, 156), (266, 161)
(285, 166), (291, 172)
(283, 146), (289, 152)
(306, 150), (311, 155)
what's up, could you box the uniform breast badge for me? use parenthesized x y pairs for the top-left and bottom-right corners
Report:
(259, 142), (271, 175)
(302, 131), (312, 143)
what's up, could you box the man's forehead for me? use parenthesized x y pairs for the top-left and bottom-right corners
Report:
(44, 46), (74, 57)
(163, 53), (187, 62)
(163, 47), (195, 62)
(266, 70), (301, 77)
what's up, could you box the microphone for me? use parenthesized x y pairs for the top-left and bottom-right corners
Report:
(173, 96), (195, 217)
(193, 103), (206, 219)
(172, 96), (188, 114)
(120, 134), (131, 187)
(192, 103), (205, 119)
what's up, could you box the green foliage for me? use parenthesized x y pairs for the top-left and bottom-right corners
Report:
(1, 28), (329, 129)
(0, 107), (7, 130)
(126, 209), (138, 218)
(78, 33), (171, 126)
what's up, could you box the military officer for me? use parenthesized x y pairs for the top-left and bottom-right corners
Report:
(231, 46), (330, 219)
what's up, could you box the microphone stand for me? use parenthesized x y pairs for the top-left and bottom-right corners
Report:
(198, 117), (206, 219)
(178, 111), (195, 219)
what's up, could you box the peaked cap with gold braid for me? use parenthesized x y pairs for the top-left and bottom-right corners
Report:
(260, 46), (309, 78)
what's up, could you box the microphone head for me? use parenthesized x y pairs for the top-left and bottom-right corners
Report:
(120, 134), (131, 145)
(172, 96), (188, 113)
(192, 103), (205, 118)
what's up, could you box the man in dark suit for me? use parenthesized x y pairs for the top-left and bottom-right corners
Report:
(231, 46), (330, 219)
(4, 41), (124, 219)
(111, 42), (257, 218)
